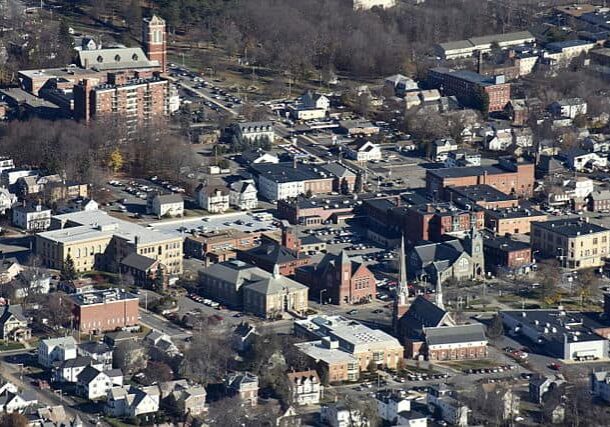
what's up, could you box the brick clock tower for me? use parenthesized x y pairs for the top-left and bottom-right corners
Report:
(142, 15), (167, 73)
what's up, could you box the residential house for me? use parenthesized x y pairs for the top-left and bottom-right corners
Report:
(444, 150), (481, 168)
(196, 185), (230, 213)
(287, 370), (321, 406)
(53, 356), (104, 383)
(229, 179), (258, 210)
(0, 187), (16, 215)
(145, 330), (181, 358)
(120, 253), (165, 288)
(0, 157), (15, 174)
(0, 384), (37, 414)
(582, 136), (610, 154)
(12, 203), (51, 231)
(78, 341), (113, 371)
(0, 258), (23, 284)
(384, 74), (418, 97)
(38, 336), (77, 368)
(591, 371), (610, 403)
(345, 139), (382, 162)
(77, 366), (123, 400)
(105, 385), (160, 418)
(559, 148), (607, 171)
(289, 92), (329, 121)
(0, 305), (31, 342)
(232, 121), (275, 144)
(159, 379), (207, 416)
(15, 174), (62, 198)
(225, 372), (259, 406)
(587, 189), (610, 212)
(431, 138), (458, 162)
(240, 148), (280, 165)
(232, 322), (257, 352)
(549, 98), (587, 119)
(146, 193), (184, 218)
(481, 383), (520, 420)
(296, 251), (376, 305)
(529, 375), (565, 404)
(321, 403), (368, 427)
(427, 385), (469, 427)
(484, 122), (513, 151)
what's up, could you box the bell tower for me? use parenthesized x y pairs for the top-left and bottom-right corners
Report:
(143, 15), (167, 73)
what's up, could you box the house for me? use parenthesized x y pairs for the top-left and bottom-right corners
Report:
(444, 150), (481, 168)
(232, 322), (257, 352)
(105, 385), (160, 418)
(321, 403), (368, 427)
(481, 383), (520, 420)
(78, 341), (113, 371)
(353, 0), (396, 11)
(53, 356), (104, 383)
(146, 193), (183, 218)
(38, 336), (77, 368)
(376, 390), (413, 424)
(229, 179), (258, 210)
(0, 187), (16, 215)
(384, 74), (418, 97)
(0, 257), (23, 284)
(300, 91), (330, 111)
(484, 122), (513, 151)
(145, 330), (181, 358)
(225, 372), (259, 406)
(0, 387), (37, 413)
(240, 148), (280, 165)
(549, 98), (587, 119)
(289, 92), (329, 121)
(120, 253), (166, 288)
(196, 185), (230, 213)
(338, 120), (380, 137)
(591, 371), (610, 403)
(345, 139), (382, 162)
(287, 370), (321, 406)
(296, 251), (376, 305)
(158, 379), (207, 416)
(427, 385), (469, 427)
(15, 174), (62, 197)
(431, 138), (458, 162)
(582, 136), (610, 153)
(77, 366), (123, 400)
(588, 189), (610, 212)
(12, 203), (51, 231)
(529, 374), (565, 404)
(232, 121), (275, 144)
(0, 304), (31, 342)
(559, 148), (607, 171)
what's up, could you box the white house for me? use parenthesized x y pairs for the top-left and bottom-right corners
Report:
(54, 357), (104, 383)
(353, 0), (396, 10)
(444, 150), (481, 168)
(427, 392), (469, 427)
(78, 341), (113, 371)
(321, 403), (368, 427)
(77, 366), (123, 400)
(288, 370), (321, 406)
(0, 258), (23, 285)
(431, 138), (458, 162)
(241, 149), (279, 165)
(147, 193), (184, 218)
(0, 387), (37, 413)
(376, 390), (413, 424)
(12, 203), (51, 231)
(229, 179), (258, 211)
(549, 98), (587, 119)
(345, 139), (382, 162)
(289, 92), (330, 121)
(196, 185), (230, 213)
(38, 336), (77, 368)
(233, 122), (275, 144)
(0, 157), (15, 174)
(0, 187), (16, 215)
(105, 385), (160, 418)
(560, 148), (607, 172)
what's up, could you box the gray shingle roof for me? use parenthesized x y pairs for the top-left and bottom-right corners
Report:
(120, 253), (157, 272)
(424, 324), (487, 345)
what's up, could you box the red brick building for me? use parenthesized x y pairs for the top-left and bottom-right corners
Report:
(426, 158), (535, 199)
(427, 67), (511, 113)
(73, 71), (169, 124)
(296, 251), (376, 305)
(446, 185), (519, 210)
(277, 195), (358, 225)
(69, 289), (139, 334)
(142, 15), (167, 73)
(483, 236), (532, 275)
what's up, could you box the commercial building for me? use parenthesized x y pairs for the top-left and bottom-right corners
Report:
(277, 195), (359, 226)
(435, 31), (536, 60)
(36, 210), (183, 275)
(501, 310), (608, 361)
(484, 205), (547, 235)
(446, 184), (518, 210)
(531, 219), (610, 270)
(483, 236), (532, 275)
(69, 289), (139, 334)
(38, 336), (78, 368)
(12, 203), (51, 231)
(426, 157), (535, 198)
(345, 139), (382, 162)
(295, 315), (403, 381)
(73, 71), (169, 124)
(232, 121), (274, 144)
(251, 162), (335, 202)
(427, 67), (511, 112)
(287, 370), (321, 406)
(184, 228), (260, 264)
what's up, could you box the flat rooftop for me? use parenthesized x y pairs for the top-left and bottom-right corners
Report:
(448, 184), (516, 203)
(18, 67), (101, 80)
(533, 218), (608, 237)
(70, 288), (138, 306)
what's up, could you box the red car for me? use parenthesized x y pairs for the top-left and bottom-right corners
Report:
(549, 363), (561, 371)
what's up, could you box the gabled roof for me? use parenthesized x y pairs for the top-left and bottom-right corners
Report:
(242, 241), (299, 265)
(120, 253), (158, 272)
(244, 275), (307, 296)
(398, 296), (452, 340)
(76, 365), (104, 385)
(0, 304), (26, 324)
(424, 324), (487, 346)
(78, 341), (111, 355)
(78, 48), (157, 71)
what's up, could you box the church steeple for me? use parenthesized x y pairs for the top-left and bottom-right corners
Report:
(393, 234), (410, 336)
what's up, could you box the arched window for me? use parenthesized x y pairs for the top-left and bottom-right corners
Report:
(96, 55), (103, 63)
(132, 53), (139, 61)
(114, 55), (121, 62)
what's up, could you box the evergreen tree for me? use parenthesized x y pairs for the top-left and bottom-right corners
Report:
(61, 254), (77, 281)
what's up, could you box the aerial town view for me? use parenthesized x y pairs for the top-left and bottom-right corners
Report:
(4, 0), (610, 426)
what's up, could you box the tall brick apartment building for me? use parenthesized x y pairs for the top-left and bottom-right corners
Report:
(73, 71), (169, 124)
(69, 289), (139, 334)
(427, 67), (511, 112)
(142, 15), (167, 73)
(426, 157), (535, 199)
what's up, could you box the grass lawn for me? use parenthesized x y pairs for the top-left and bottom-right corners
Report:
(0, 341), (25, 352)
(104, 417), (133, 427)
(438, 359), (503, 371)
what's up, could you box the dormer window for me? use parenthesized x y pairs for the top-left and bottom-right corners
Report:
(132, 53), (139, 61)
(96, 55), (103, 63)
(114, 55), (121, 62)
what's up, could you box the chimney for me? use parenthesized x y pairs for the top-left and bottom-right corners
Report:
(477, 50), (483, 74)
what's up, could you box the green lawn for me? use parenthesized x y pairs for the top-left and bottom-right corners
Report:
(0, 341), (25, 352)
(438, 359), (503, 371)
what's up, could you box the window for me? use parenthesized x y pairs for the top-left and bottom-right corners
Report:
(114, 55), (121, 62)
(97, 55), (103, 63)
(132, 53), (139, 61)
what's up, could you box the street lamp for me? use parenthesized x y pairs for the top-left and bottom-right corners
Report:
(319, 289), (327, 305)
